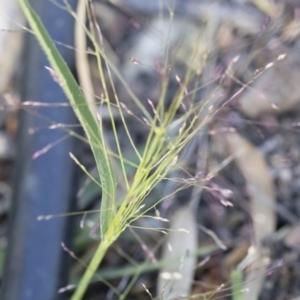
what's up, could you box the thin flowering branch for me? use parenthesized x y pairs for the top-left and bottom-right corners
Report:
(61, 242), (77, 259)
(129, 56), (141, 65)
(58, 284), (76, 294)
(45, 66), (64, 85)
(32, 135), (69, 159)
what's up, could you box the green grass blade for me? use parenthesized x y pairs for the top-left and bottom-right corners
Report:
(230, 269), (244, 300)
(94, 244), (217, 280)
(19, 0), (116, 237)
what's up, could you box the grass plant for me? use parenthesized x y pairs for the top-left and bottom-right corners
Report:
(19, 0), (218, 299)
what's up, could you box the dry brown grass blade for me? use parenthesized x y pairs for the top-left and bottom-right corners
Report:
(75, 0), (97, 115)
(157, 204), (198, 300)
(75, 0), (120, 119)
(225, 132), (276, 243)
(0, 1), (24, 94)
(225, 132), (276, 299)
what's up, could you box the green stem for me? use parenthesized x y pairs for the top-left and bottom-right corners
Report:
(71, 240), (110, 300)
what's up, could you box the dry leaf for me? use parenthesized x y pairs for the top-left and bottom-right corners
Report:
(225, 132), (276, 299)
(225, 133), (276, 242)
(0, 1), (24, 94)
(224, 241), (250, 278)
(157, 204), (198, 300)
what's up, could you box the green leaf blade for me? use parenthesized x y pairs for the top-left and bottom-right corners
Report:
(19, 0), (116, 237)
